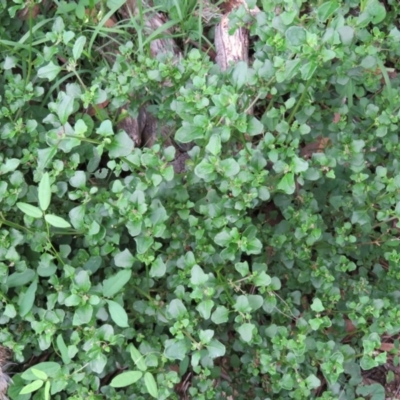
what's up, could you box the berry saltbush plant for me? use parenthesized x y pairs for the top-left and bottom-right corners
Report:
(1, 0), (400, 399)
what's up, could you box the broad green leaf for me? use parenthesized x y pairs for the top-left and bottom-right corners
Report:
(45, 214), (72, 228)
(220, 158), (240, 177)
(114, 249), (135, 268)
(19, 280), (37, 317)
(21, 362), (61, 380)
(0, 158), (20, 174)
(38, 172), (51, 211)
(300, 61), (317, 80)
(247, 117), (264, 136)
(207, 339), (226, 359)
(107, 300), (129, 328)
(134, 236), (153, 254)
(206, 134), (221, 156)
(317, 1), (339, 21)
(19, 380), (44, 394)
(102, 270), (132, 297)
(285, 26), (306, 46)
(214, 231), (232, 247)
(356, 383), (385, 400)
(110, 371), (143, 388)
(211, 306), (229, 324)
(199, 330), (214, 345)
(56, 334), (71, 364)
(311, 298), (325, 312)
(17, 202), (42, 219)
(31, 368), (48, 380)
(175, 122), (203, 143)
(276, 59), (301, 83)
(130, 345), (147, 372)
(144, 372), (158, 399)
(237, 323), (256, 343)
(231, 61), (248, 89)
(190, 265), (209, 285)
(44, 380), (50, 400)
(253, 271), (272, 287)
(366, 0), (386, 24)
(167, 299), (187, 319)
(292, 155), (309, 173)
(73, 36), (86, 60)
(69, 171), (86, 188)
(149, 256), (166, 278)
(108, 130), (134, 158)
(338, 26), (354, 45)
(57, 95), (74, 125)
(72, 304), (93, 326)
(235, 261), (249, 277)
(277, 173), (295, 194)
(164, 339), (190, 360)
(248, 295), (264, 311)
(37, 61), (62, 81)
(7, 270), (36, 288)
(196, 299), (214, 319)
(97, 120), (114, 137)
(194, 159), (215, 181)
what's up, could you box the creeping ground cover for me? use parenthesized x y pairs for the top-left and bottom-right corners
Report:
(2, 0), (400, 398)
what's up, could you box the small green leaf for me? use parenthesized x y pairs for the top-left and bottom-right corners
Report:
(207, 339), (226, 359)
(73, 35), (86, 60)
(45, 214), (72, 228)
(144, 372), (158, 399)
(107, 300), (129, 328)
(17, 202), (43, 218)
(175, 121), (204, 143)
(114, 249), (135, 268)
(102, 270), (132, 297)
(21, 362), (60, 380)
(19, 280), (37, 317)
(194, 159), (216, 181)
(110, 371), (143, 388)
(31, 368), (48, 380)
(211, 306), (229, 324)
(311, 298), (325, 312)
(231, 61), (248, 89)
(285, 26), (307, 46)
(38, 172), (51, 211)
(196, 299), (214, 319)
(107, 130), (135, 158)
(130, 345), (147, 372)
(317, 1), (339, 21)
(149, 256), (166, 278)
(134, 236), (154, 254)
(57, 94), (74, 124)
(72, 304), (93, 326)
(247, 117), (264, 136)
(277, 173), (295, 194)
(164, 339), (190, 360)
(220, 158), (240, 177)
(97, 120), (114, 137)
(206, 134), (222, 156)
(190, 265), (209, 285)
(19, 380), (44, 394)
(37, 61), (62, 81)
(253, 272), (272, 287)
(237, 323), (256, 343)
(56, 334), (71, 364)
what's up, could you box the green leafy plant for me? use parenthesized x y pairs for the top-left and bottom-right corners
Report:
(1, 0), (400, 399)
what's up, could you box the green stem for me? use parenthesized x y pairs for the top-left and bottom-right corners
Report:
(287, 78), (313, 125)
(0, 218), (32, 233)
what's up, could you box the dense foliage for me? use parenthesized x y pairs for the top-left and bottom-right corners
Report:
(1, 0), (400, 398)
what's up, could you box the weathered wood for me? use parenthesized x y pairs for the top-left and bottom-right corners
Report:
(215, 14), (249, 71)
